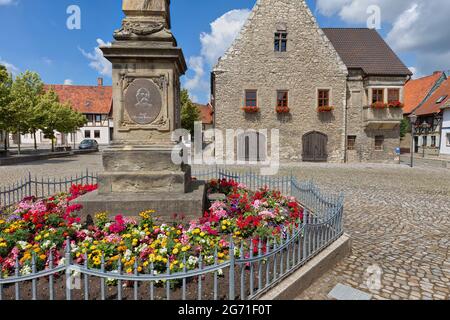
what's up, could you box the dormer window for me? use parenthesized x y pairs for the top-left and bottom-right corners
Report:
(274, 31), (287, 52)
(436, 95), (448, 104)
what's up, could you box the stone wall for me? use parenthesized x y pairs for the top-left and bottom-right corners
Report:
(213, 0), (348, 163)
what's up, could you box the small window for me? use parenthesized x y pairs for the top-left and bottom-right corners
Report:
(95, 115), (102, 123)
(86, 114), (94, 123)
(94, 130), (100, 139)
(372, 89), (384, 104)
(388, 89), (400, 103)
(274, 32), (287, 52)
(245, 90), (257, 107)
(347, 136), (357, 150)
(84, 130), (91, 138)
(318, 89), (330, 107)
(436, 95), (448, 104)
(277, 91), (288, 108)
(375, 135), (384, 151)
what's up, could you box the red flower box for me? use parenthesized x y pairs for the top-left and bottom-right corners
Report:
(317, 106), (334, 113)
(242, 106), (260, 113)
(276, 106), (290, 114)
(371, 101), (388, 109)
(388, 100), (404, 108)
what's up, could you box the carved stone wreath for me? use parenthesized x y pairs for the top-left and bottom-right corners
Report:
(115, 21), (165, 38)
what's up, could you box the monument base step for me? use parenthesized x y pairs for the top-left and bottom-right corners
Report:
(73, 181), (206, 223)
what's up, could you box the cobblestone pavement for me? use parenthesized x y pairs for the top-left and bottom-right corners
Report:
(283, 163), (450, 300)
(0, 154), (103, 188)
(1, 156), (449, 300)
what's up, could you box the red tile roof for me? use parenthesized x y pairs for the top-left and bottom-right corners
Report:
(195, 103), (213, 125)
(415, 77), (450, 116)
(44, 84), (112, 115)
(403, 72), (443, 114)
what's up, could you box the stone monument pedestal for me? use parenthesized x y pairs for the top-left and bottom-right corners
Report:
(73, 0), (206, 223)
(74, 144), (206, 222)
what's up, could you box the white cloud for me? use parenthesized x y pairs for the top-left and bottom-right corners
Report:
(184, 9), (251, 102)
(0, 0), (16, 5)
(42, 57), (53, 65)
(200, 9), (251, 65)
(80, 39), (112, 77)
(0, 57), (19, 76)
(64, 79), (74, 85)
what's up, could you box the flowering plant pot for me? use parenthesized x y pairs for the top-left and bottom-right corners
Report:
(276, 106), (290, 114)
(388, 101), (404, 108)
(371, 102), (388, 109)
(317, 106), (334, 113)
(242, 106), (260, 113)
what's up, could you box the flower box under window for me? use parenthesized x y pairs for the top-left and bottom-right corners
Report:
(276, 106), (290, 114)
(317, 106), (334, 113)
(371, 101), (388, 109)
(388, 100), (404, 108)
(242, 106), (260, 113)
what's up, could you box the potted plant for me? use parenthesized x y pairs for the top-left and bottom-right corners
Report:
(317, 106), (334, 113)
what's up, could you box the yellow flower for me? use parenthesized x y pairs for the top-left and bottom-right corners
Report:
(137, 266), (142, 272)
(0, 219), (5, 225)
(193, 228), (200, 235)
(181, 246), (190, 252)
(44, 233), (50, 238)
(39, 254), (47, 260)
(218, 252), (225, 258)
(179, 263), (185, 269)
(200, 232), (206, 237)
(222, 225), (227, 230)
(172, 248), (179, 255)
(143, 261), (149, 267)
(35, 235), (42, 241)
(126, 268), (132, 274)
(90, 246), (97, 251)
(149, 254), (155, 262)
(156, 255), (163, 262)
(176, 230), (182, 235)
(162, 258), (168, 264)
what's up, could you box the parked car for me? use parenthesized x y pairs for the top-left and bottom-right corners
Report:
(79, 139), (99, 151)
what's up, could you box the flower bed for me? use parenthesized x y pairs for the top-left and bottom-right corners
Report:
(0, 179), (303, 278)
(276, 106), (290, 114)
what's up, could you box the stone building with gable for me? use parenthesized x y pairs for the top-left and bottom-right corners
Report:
(212, 0), (412, 163)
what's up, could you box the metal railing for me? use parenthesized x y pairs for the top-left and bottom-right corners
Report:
(0, 169), (98, 212)
(0, 168), (344, 300)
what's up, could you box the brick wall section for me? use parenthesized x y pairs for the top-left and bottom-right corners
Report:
(213, 0), (348, 162)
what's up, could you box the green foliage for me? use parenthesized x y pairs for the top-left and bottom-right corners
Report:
(180, 89), (200, 135)
(0, 65), (13, 132)
(38, 89), (86, 151)
(400, 118), (410, 138)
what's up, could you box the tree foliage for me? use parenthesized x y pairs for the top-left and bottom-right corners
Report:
(180, 89), (200, 136)
(400, 118), (410, 139)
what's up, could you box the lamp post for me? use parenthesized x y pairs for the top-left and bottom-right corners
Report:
(409, 114), (417, 168)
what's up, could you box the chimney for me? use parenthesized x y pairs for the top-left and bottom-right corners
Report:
(97, 77), (103, 87)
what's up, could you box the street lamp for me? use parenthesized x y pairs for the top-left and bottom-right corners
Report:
(408, 114), (417, 168)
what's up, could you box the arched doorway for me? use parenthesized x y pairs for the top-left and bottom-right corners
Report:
(302, 131), (328, 162)
(237, 131), (267, 162)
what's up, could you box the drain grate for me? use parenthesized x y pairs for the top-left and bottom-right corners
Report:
(328, 284), (372, 300)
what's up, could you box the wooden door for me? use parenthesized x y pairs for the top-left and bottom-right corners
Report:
(302, 131), (328, 162)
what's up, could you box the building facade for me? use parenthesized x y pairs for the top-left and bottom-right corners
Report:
(12, 78), (113, 147)
(212, 0), (411, 163)
(440, 105), (450, 156)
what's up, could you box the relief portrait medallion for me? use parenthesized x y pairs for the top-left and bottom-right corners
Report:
(124, 78), (162, 125)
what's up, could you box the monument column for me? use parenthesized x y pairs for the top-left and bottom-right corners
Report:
(75, 0), (205, 221)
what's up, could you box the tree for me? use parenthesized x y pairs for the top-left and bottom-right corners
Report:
(38, 90), (86, 152)
(400, 118), (410, 139)
(180, 89), (200, 136)
(0, 65), (13, 151)
(9, 71), (44, 152)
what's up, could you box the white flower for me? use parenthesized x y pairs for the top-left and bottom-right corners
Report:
(124, 249), (132, 261)
(159, 247), (167, 255)
(21, 265), (32, 275)
(58, 258), (66, 266)
(17, 241), (29, 250)
(217, 269), (224, 276)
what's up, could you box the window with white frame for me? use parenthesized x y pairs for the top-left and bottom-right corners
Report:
(447, 133), (450, 147)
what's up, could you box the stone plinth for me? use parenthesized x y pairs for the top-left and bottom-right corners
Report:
(73, 181), (206, 223)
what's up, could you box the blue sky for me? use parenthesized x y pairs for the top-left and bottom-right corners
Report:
(1, 0), (446, 104)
